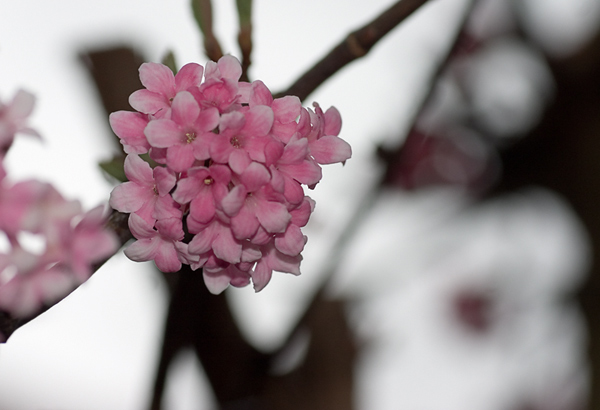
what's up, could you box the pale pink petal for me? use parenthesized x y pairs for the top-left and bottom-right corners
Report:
(310, 135), (352, 164)
(272, 96), (301, 123)
(171, 91), (200, 125)
(174, 63), (204, 91)
(125, 238), (159, 262)
(128, 213), (156, 239)
(242, 105), (274, 137)
(255, 201), (290, 233)
(123, 154), (153, 185)
(129, 89), (169, 115)
(203, 270), (233, 294)
(109, 111), (150, 154)
(109, 182), (151, 212)
(139, 62), (176, 96)
(323, 106), (342, 136)
(217, 55), (242, 81)
(250, 80), (273, 106)
(145, 119), (182, 148)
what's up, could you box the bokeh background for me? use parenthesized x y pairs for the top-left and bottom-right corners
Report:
(1, 0), (600, 409)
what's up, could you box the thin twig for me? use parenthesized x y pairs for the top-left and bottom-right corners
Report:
(275, 0), (432, 101)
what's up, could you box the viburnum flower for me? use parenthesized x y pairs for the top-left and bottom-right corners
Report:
(0, 90), (120, 319)
(110, 55), (352, 293)
(0, 89), (40, 152)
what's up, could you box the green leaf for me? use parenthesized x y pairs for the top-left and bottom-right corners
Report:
(99, 155), (127, 182)
(236, 0), (252, 25)
(161, 50), (178, 75)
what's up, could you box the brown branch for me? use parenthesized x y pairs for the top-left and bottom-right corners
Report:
(275, 0), (432, 101)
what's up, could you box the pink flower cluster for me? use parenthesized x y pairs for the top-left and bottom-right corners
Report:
(0, 90), (119, 319)
(109, 56), (351, 293)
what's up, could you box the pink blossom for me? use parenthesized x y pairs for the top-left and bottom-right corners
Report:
(109, 111), (151, 155)
(109, 56), (352, 293)
(0, 89), (40, 152)
(109, 154), (179, 224)
(210, 106), (274, 174)
(129, 62), (204, 118)
(125, 214), (195, 272)
(144, 91), (220, 172)
(172, 164), (231, 224)
(301, 103), (352, 165)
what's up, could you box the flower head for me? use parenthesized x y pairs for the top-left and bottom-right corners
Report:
(110, 55), (352, 293)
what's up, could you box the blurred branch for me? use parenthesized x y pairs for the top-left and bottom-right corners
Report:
(275, 0), (432, 101)
(236, 0), (253, 82)
(0, 210), (133, 342)
(191, 0), (224, 62)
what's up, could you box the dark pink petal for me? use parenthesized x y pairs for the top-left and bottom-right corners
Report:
(221, 185), (247, 217)
(290, 197), (315, 227)
(188, 222), (217, 254)
(155, 218), (184, 241)
(282, 175), (305, 205)
(212, 226), (242, 263)
(153, 166), (177, 196)
(252, 259), (272, 292)
(166, 144), (195, 172)
(275, 224), (306, 256)
(190, 191), (216, 223)
(139, 62), (176, 96)
(228, 149), (252, 175)
(196, 107), (220, 132)
(239, 162), (270, 192)
(230, 206), (260, 239)
(152, 241), (182, 272)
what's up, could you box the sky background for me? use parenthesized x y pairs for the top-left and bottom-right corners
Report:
(0, 0), (599, 409)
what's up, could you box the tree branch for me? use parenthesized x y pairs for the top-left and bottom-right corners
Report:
(275, 0), (432, 101)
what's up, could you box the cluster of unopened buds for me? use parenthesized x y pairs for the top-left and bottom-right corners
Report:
(109, 55), (351, 293)
(0, 90), (119, 321)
